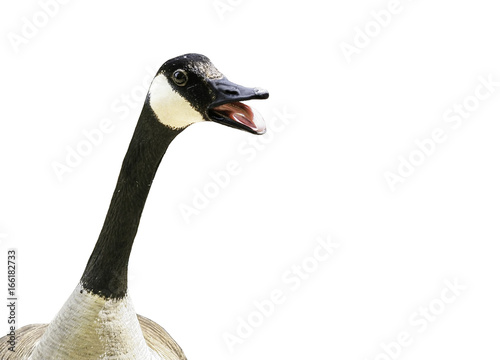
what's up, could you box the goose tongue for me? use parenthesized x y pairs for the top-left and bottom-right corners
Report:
(211, 102), (266, 134)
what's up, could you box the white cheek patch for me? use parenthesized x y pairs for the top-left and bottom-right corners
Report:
(148, 73), (204, 129)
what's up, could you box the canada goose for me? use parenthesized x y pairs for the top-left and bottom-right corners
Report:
(0, 53), (269, 360)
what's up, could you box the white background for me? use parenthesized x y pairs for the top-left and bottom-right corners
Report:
(1, 0), (500, 359)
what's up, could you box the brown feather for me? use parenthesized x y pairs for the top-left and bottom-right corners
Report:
(0, 323), (47, 359)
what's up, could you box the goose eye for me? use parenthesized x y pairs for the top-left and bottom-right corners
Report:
(172, 69), (188, 86)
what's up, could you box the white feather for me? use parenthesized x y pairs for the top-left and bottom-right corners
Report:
(28, 284), (161, 360)
(148, 74), (204, 129)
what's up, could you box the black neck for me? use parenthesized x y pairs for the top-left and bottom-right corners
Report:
(81, 101), (182, 299)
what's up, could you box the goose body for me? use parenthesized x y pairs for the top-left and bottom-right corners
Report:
(0, 53), (268, 359)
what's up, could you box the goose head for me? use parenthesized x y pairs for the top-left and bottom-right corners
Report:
(148, 53), (269, 134)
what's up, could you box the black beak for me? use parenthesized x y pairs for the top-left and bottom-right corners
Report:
(207, 77), (269, 135)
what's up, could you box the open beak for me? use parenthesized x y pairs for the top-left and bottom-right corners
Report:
(207, 78), (269, 135)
